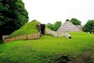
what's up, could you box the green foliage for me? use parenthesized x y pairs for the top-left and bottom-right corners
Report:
(70, 18), (81, 25)
(54, 21), (62, 31)
(0, 32), (94, 63)
(0, 0), (28, 39)
(0, 40), (3, 44)
(9, 20), (40, 37)
(83, 20), (94, 33)
(47, 23), (54, 30)
(47, 21), (62, 31)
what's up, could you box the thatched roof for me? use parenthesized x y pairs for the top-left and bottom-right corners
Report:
(75, 25), (82, 31)
(57, 20), (81, 32)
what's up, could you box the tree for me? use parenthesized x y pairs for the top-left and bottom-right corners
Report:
(70, 18), (81, 25)
(54, 21), (62, 31)
(0, 0), (28, 39)
(47, 23), (54, 31)
(47, 21), (62, 31)
(83, 20), (94, 33)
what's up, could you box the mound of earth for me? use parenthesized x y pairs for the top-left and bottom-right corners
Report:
(9, 20), (40, 37)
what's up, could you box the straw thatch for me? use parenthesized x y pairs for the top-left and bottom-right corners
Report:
(57, 20), (82, 32)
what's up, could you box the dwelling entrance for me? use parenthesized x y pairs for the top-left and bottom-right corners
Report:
(36, 24), (45, 35)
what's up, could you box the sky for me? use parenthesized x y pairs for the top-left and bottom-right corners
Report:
(22, 0), (94, 25)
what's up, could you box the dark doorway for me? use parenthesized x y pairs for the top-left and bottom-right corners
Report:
(36, 24), (45, 35)
(40, 24), (45, 35)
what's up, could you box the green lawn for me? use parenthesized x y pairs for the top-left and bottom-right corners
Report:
(0, 32), (94, 63)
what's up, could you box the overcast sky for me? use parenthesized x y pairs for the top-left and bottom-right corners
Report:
(22, 0), (94, 25)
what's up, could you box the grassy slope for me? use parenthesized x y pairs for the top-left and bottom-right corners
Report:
(0, 32), (94, 63)
(9, 20), (40, 37)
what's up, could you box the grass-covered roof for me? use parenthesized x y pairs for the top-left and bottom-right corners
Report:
(9, 20), (40, 37)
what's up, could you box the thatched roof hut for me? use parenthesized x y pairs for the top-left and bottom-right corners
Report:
(57, 19), (82, 32)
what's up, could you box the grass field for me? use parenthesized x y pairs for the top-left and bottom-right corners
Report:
(0, 32), (94, 63)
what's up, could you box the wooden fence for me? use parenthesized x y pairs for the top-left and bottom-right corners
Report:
(2, 32), (40, 43)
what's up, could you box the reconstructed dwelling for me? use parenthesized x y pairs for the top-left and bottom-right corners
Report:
(57, 19), (82, 32)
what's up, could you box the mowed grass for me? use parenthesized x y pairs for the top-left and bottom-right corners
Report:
(0, 32), (94, 63)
